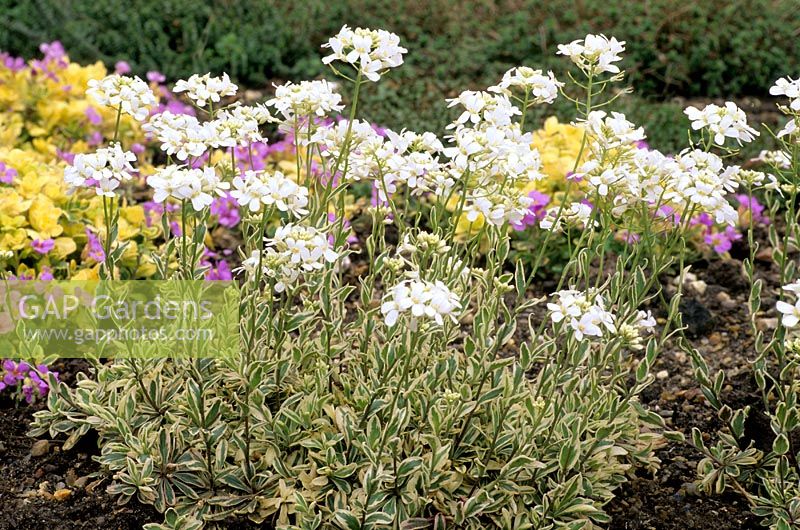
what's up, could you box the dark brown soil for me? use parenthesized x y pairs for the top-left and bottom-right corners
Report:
(0, 361), (160, 530)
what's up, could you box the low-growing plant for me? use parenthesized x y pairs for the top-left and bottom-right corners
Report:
(22, 27), (779, 529)
(676, 81), (800, 530)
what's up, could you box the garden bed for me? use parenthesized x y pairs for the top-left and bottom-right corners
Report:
(0, 237), (776, 530)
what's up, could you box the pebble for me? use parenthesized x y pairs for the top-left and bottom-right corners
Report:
(656, 370), (669, 380)
(73, 475), (90, 489)
(53, 488), (72, 501)
(689, 280), (707, 295)
(30, 440), (50, 457)
(715, 291), (738, 309)
(757, 317), (778, 331)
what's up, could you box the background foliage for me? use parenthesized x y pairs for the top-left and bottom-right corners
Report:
(1, 0), (797, 152)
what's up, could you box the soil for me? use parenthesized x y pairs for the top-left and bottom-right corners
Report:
(0, 228), (783, 530)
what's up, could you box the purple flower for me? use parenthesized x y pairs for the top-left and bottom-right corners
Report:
(704, 226), (742, 254)
(114, 61), (131, 74)
(635, 140), (650, 150)
(85, 229), (106, 262)
(147, 70), (166, 83)
(31, 238), (55, 254)
(690, 213), (714, 228)
(512, 190), (551, 231)
(735, 194), (769, 225)
(38, 267), (54, 281)
(85, 106), (102, 125)
(170, 221), (182, 237)
(210, 193), (241, 228)
(57, 149), (76, 165)
(0, 53), (25, 72)
(204, 259), (233, 281)
(2, 360), (29, 386)
(0, 162), (18, 184)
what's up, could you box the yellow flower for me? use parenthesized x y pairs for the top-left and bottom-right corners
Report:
(530, 116), (586, 195)
(28, 196), (64, 239)
(52, 237), (78, 260)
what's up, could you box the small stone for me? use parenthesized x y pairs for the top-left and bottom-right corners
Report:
(73, 475), (90, 489)
(715, 291), (737, 309)
(689, 280), (707, 295)
(757, 317), (778, 331)
(30, 440), (50, 457)
(53, 488), (72, 501)
(656, 370), (669, 380)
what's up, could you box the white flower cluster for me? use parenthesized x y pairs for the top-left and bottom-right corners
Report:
(144, 102), (268, 160)
(146, 165), (229, 211)
(143, 111), (213, 161)
(87, 74), (157, 121)
(684, 102), (759, 145)
(539, 201), (594, 231)
(666, 149), (740, 225)
(548, 289), (616, 340)
(446, 91), (521, 129)
(266, 80), (344, 119)
(557, 34), (626, 75)
(173, 73), (238, 107)
(490, 67), (563, 105)
(240, 224), (339, 292)
(210, 104), (270, 146)
(231, 170), (309, 216)
(583, 111), (646, 150)
(381, 279), (461, 327)
(463, 185), (534, 227)
(64, 143), (137, 197)
(322, 25), (407, 81)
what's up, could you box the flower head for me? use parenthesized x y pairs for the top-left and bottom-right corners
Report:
(173, 73), (238, 107)
(87, 74), (157, 121)
(322, 26), (407, 81)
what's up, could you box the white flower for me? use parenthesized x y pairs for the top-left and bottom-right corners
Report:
(321, 25), (407, 81)
(557, 34), (625, 75)
(777, 118), (798, 139)
(665, 149), (740, 226)
(381, 279), (461, 327)
(583, 111), (645, 150)
(146, 165), (229, 211)
(173, 73), (237, 107)
(463, 186), (534, 227)
(777, 299), (800, 328)
(770, 77), (800, 112)
(636, 310), (657, 333)
(230, 170), (309, 217)
(267, 80), (344, 119)
(267, 224), (338, 272)
(87, 75), (157, 121)
(143, 111), (213, 161)
(209, 105), (267, 147)
(548, 289), (616, 340)
(64, 143), (137, 197)
(684, 102), (759, 145)
(490, 67), (562, 104)
(446, 91), (520, 129)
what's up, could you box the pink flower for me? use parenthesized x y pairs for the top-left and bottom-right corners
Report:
(85, 229), (106, 262)
(210, 193), (241, 228)
(31, 238), (55, 254)
(511, 190), (551, 231)
(114, 61), (131, 74)
(147, 70), (166, 83)
(736, 194), (769, 225)
(85, 106), (102, 125)
(704, 226), (742, 254)
(0, 162), (17, 184)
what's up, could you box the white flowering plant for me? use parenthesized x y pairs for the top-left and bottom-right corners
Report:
(26, 27), (791, 530)
(676, 76), (800, 530)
